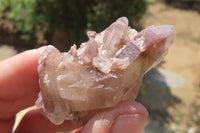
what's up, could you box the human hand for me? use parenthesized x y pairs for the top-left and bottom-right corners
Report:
(0, 47), (148, 133)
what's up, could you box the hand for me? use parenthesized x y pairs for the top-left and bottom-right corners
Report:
(0, 47), (148, 133)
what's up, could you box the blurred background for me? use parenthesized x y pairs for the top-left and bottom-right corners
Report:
(0, 0), (200, 132)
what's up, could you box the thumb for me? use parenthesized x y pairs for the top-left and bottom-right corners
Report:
(76, 100), (148, 133)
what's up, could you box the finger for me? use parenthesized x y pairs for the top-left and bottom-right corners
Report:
(14, 108), (81, 133)
(0, 47), (46, 119)
(0, 117), (15, 133)
(110, 114), (147, 133)
(0, 47), (46, 99)
(81, 100), (148, 133)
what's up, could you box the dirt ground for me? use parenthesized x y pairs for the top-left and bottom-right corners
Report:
(144, 2), (200, 90)
(0, 45), (17, 61)
(142, 2), (200, 132)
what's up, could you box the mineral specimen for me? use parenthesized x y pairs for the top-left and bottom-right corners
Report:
(36, 17), (174, 125)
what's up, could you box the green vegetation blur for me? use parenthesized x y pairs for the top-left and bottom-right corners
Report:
(0, 0), (148, 46)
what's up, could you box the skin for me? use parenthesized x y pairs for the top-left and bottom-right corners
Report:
(0, 47), (148, 133)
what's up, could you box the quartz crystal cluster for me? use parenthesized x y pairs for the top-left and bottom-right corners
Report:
(36, 17), (174, 125)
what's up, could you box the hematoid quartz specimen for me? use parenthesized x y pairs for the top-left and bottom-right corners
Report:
(36, 17), (174, 125)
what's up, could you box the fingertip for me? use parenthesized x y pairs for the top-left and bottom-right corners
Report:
(111, 114), (147, 133)
(37, 46), (48, 51)
(21, 46), (47, 60)
(81, 100), (148, 133)
(118, 100), (149, 117)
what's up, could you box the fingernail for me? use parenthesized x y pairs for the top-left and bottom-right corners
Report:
(111, 114), (147, 133)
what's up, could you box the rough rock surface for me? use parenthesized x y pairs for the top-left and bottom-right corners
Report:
(36, 17), (174, 124)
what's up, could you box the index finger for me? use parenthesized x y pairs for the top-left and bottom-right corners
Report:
(0, 47), (46, 119)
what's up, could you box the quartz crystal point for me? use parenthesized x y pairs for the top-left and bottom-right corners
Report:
(36, 17), (174, 125)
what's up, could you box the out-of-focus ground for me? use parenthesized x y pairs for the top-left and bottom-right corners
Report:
(0, 45), (17, 60)
(0, 1), (200, 133)
(141, 1), (200, 132)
